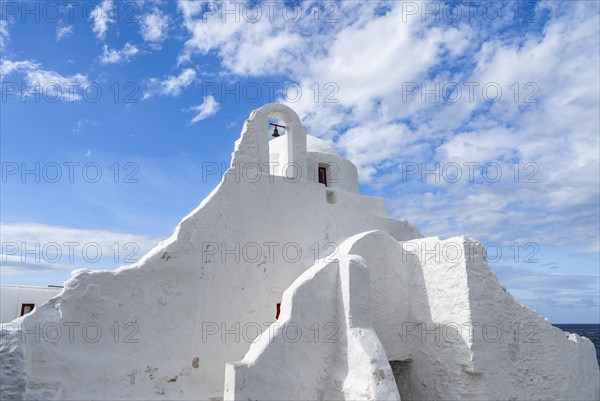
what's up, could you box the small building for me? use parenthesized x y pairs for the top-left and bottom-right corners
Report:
(0, 285), (63, 323)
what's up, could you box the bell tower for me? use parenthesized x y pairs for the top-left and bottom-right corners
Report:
(231, 103), (308, 181)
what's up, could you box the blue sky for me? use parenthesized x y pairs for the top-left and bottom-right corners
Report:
(1, 0), (598, 323)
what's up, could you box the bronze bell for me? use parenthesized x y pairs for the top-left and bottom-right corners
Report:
(272, 126), (280, 137)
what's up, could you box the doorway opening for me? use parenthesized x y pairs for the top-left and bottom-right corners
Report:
(389, 360), (414, 401)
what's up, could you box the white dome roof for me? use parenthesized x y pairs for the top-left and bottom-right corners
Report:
(269, 134), (339, 156)
(306, 135), (339, 155)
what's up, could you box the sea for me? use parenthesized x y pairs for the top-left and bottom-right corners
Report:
(554, 324), (600, 366)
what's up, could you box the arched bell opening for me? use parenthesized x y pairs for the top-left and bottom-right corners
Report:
(259, 104), (308, 181)
(231, 104), (309, 182)
(267, 118), (287, 176)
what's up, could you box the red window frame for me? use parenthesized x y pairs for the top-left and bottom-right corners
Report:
(20, 303), (35, 316)
(318, 166), (328, 187)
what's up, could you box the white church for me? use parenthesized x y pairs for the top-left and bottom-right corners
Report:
(1, 103), (598, 400)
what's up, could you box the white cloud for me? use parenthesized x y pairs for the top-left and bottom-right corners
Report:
(0, 222), (162, 276)
(1, 254), (76, 276)
(493, 264), (599, 320)
(56, 25), (74, 42)
(415, 1), (600, 250)
(161, 68), (196, 95)
(143, 68), (196, 99)
(99, 42), (139, 64)
(0, 20), (9, 50)
(173, 0), (599, 253)
(91, 0), (115, 40)
(0, 59), (89, 102)
(140, 8), (169, 44)
(0, 59), (38, 76)
(176, 0), (309, 75)
(282, 2), (599, 253)
(337, 120), (413, 183)
(189, 95), (219, 124)
(1, 222), (160, 250)
(73, 119), (97, 134)
(25, 69), (89, 102)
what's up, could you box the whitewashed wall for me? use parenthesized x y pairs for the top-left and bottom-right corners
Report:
(0, 103), (420, 401)
(0, 103), (598, 401)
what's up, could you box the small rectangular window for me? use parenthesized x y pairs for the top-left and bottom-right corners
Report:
(21, 303), (35, 316)
(318, 166), (328, 187)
